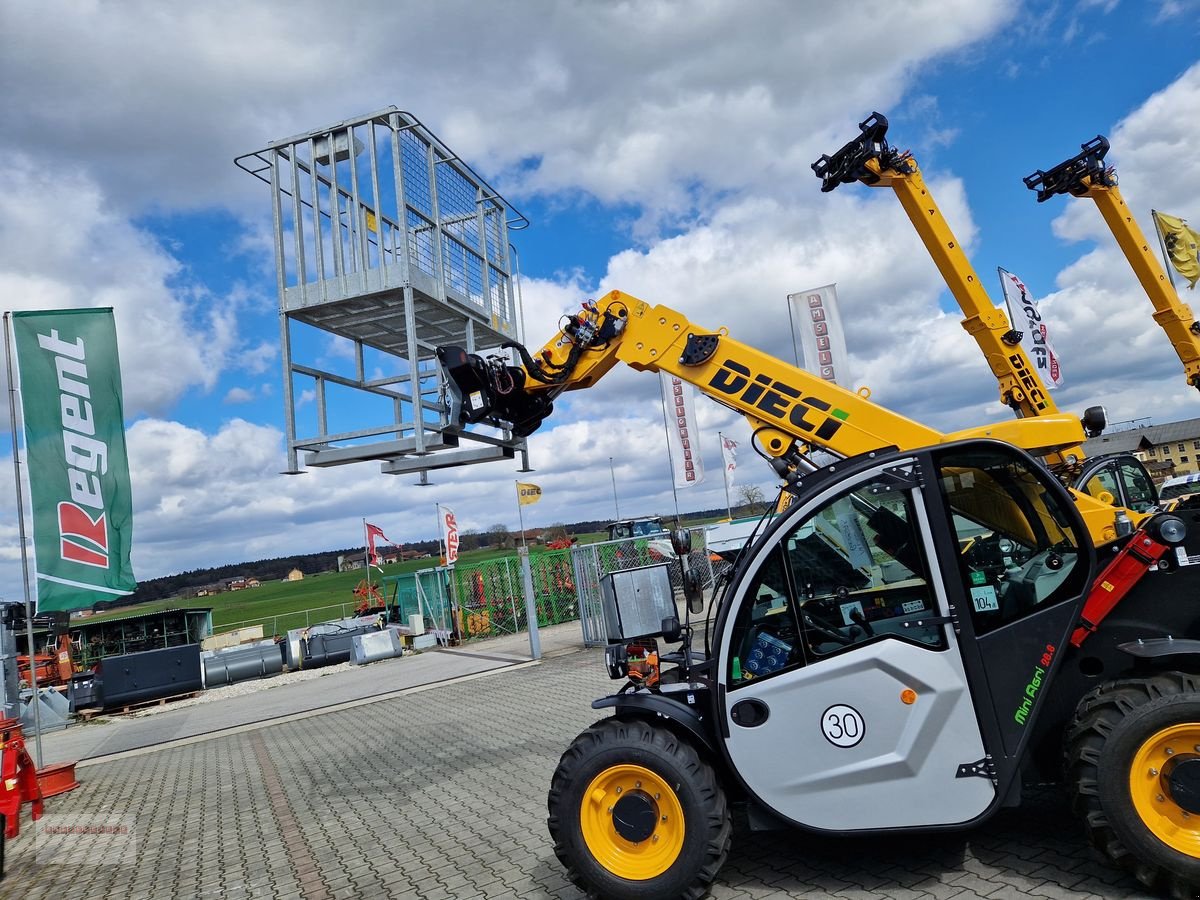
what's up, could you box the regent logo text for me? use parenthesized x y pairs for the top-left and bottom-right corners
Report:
(39, 329), (111, 568)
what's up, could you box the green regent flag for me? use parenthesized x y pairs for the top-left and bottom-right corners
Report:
(12, 309), (136, 612)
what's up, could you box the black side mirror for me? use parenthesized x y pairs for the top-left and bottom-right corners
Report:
(683, 570), (705, 614)
(661, 616), (681, 643)
(670, 528), (692, 556)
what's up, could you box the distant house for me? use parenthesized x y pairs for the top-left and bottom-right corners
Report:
(247, 577), (261, 588)
(1083, 416), (1200, 482)
(286, 568), (304, 582)
(228, 577), (247, 591)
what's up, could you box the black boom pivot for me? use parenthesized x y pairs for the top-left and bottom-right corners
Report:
(812, 111), (914, 192)
(437, 346), (553, 438)
(1023, 136), (1115, 202)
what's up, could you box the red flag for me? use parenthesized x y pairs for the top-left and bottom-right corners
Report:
(365, 521), (392, 568)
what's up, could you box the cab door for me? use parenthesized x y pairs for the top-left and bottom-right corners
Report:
(718, 446), (1091, 832)
(719, 456), (993, 830)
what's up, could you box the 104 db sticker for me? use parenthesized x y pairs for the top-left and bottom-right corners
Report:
(821, 704), (865, 747)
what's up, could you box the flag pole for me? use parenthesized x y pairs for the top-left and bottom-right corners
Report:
(719, 431), (733, 520)
(434, 504), (444, 564)
(1151, 210), (1182, 294)
(515, 481), (528, 549)
(5, 312), (42, 767)
(786, 294), (801, 367)
(363, 518), (371, 590)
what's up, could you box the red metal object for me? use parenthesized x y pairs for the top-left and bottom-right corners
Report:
(36, 761), (80, 799)
(352, 579), (385, 616)
(17, 635), (76, 686)
(1071, 531), (1173, 647)
(0, 717), (43, 839)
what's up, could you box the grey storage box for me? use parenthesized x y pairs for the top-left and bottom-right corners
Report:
(350, 629), (403, 665)
(68, 672), (98, 712)
(599, 564), (677, 643)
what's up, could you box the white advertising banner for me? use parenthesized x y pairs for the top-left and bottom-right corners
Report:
(439, 505), (459, 566)
(661, 371), (704, 488)
(721, 434), (738, 490)
(998, 268), (1064, 389)
(788, 284), (850, 387)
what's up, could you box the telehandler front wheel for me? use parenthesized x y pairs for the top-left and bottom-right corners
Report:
(547, 717), (731, 900)
(1066, 673), (1200, 899)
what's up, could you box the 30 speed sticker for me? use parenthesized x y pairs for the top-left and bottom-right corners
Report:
(821, 704), (865, 748)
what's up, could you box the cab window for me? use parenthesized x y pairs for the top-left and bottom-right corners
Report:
(728, 479), (945, 688)
(727, 546), (805, 686)
(939, 449), (1086, 636)
(1083, 466), (1119, 504)
(1119, 462), (1156, 512)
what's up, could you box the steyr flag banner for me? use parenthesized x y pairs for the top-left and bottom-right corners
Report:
(365, 521), (392, 568)
(516, 482), (542, 505)
(439, 505), (459, 566)
(661, 372), (704, 488)
(788, 284), (850, 388)
(11, 309), (136, 612)
(998, 268), (1064, 389)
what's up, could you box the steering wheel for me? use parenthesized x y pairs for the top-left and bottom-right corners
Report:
(848, 606), (874, 637)
(802, 608), (854, 646)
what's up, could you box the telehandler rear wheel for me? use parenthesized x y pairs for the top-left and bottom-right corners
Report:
(1066, 673), (1200, 898)
(547, 717), (731, 900)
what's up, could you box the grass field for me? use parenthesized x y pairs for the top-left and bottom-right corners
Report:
(71, 514), (734, 634)
(71, 538), (609, 633)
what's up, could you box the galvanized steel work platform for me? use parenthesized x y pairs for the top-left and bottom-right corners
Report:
(237, 108), (529, 476)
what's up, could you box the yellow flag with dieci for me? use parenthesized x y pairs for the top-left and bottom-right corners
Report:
(517, 482), (542, 505)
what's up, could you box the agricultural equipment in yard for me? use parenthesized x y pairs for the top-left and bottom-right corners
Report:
(439, 275), (1200, 897)
(0, 716), (43, 879)
(17, 633), (75, 688)
(352, 579), (386, 617)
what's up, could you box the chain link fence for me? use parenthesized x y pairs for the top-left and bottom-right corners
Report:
(209, 602), (357, 642)
(574, 526), (722, 647)
(207, 525), (733, 649)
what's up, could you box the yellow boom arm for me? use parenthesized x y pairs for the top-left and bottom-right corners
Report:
(1024, 136), (1200, 391)
(812, 113), (1079, 465)
(438, 290), (1126, 542)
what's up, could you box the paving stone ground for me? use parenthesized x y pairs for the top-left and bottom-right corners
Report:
(4, 647), (1155, 899)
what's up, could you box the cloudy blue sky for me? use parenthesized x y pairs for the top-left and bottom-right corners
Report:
(2, 0), (1199, 589)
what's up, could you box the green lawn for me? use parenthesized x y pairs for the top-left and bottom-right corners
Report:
(71, 514), (732, 635)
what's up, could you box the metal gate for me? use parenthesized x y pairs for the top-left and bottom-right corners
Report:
(571, 545), (606, 648)
(573, 526), (720, 648)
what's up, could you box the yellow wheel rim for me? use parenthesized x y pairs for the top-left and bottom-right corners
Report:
(579, 763), (685, 880)
(1129, 723), (1200, 855)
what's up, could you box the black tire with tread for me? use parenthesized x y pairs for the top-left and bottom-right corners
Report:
(547, 717), (731, 900)
(1065, 671), (1200, 899)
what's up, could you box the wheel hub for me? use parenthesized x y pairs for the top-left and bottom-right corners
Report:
(579, 763), (685, 880)
(1164, 757), (1200, 815)
(612, 792), (657, 843)
(1130, 723), (1200, 855)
